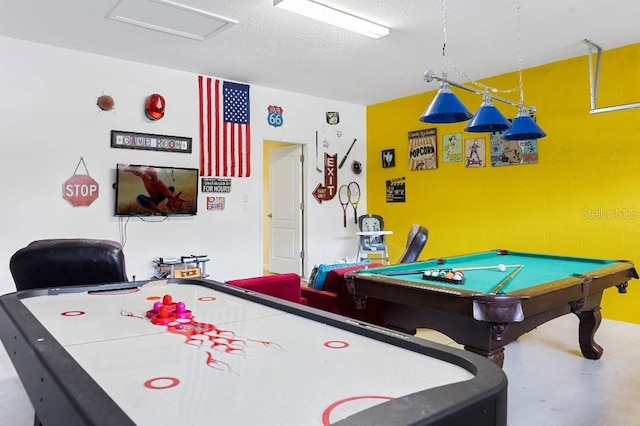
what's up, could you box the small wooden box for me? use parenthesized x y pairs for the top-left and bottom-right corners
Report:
(173, 267), (201, 279)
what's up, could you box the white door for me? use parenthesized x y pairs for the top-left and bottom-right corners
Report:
(268, 144), (303, 274)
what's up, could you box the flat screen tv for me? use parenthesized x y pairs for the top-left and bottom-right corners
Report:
(115, 164), (198, 216)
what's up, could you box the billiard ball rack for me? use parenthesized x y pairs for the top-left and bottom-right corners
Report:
(422, 269), (466, 285)
(370, 267), (466, 284)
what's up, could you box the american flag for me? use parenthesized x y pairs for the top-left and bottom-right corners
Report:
(198, 76), (251, 177)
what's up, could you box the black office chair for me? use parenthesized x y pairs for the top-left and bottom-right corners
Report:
(9, 238), (128, 291)
(397, 225), (429, 264)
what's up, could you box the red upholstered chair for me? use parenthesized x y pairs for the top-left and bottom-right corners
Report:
(226, 273), (308, 305)
(226, 264), (385, 326)
(302, 263), (385, 326)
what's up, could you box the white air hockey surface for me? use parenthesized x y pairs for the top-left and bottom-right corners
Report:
(21, 281), (474, 425)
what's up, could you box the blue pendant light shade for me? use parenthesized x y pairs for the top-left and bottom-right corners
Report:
(465, 95), (512, 133)
(501, 108), (546, 140)
(419, 82), (473, 123)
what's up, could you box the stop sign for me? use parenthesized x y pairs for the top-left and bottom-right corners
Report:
(63, 174), (99, 207)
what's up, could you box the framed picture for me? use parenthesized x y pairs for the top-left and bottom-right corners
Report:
(490, 132), (539, 166)
(382, 149), (395, 168)
(110, 130), (192, 153)
(408, 128), (437, 171)
(442, 132), (463, 163)
(464, 137), (486, 168)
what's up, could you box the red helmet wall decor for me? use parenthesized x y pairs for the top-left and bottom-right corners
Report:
(145, 93), (165, 120)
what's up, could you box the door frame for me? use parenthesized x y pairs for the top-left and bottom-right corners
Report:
(263, 139), (306, 277)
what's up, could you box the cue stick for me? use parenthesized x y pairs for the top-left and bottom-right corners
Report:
(376, 264), (523, 277)
(455, 264), (522, 271)
(374, 269), (426, 276)
(489, 265), (524, 294)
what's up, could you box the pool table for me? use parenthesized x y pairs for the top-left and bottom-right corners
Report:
(0, 278), (507, 425)
(345, 249), (638, 367)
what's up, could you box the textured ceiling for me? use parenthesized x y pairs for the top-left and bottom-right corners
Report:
(1, 0), (638, 105)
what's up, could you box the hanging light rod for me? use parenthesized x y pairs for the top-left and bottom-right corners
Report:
(423, 69), (536, 115)
(422, 69), (546, 140)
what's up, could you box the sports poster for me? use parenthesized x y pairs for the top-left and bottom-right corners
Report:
(490, 132), (539, 166)
(442, 133), (463, 163)
(408, 128), (437, 171)
(464, 137), (486, 168)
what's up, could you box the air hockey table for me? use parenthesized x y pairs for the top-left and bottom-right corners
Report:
(0, 278), (507, 426)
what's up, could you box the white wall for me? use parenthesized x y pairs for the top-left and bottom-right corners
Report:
(0, 36), (367, 295)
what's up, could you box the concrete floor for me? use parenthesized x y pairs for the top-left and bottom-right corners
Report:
(2, 315), (639, 425)
(417, 315), (640, 426)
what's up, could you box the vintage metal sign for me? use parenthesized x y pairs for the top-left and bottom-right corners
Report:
(63, 174), (99, 207)
(312, 153), (338, 203)
(206, 196), (226, 211)
(63, 157), (99, 207)
(201, 178), (231, 193)
(408, 128), (437, 170)
(326, 111), (340, 125)
(386, 177), (406, 203)
(267, 105), (284, 127)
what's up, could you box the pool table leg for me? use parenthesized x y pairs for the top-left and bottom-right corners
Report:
(463, 345), (505, 368)
(575, 307), (604, 360)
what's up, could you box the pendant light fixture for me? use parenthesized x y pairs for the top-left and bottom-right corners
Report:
(420, 0), (546, 140)
(501, 108), (546, 140)
(465, 93), (512, 133)
(419, 79), (472, 123)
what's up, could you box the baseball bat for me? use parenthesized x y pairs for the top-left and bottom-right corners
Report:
(338, 138), (357, 169)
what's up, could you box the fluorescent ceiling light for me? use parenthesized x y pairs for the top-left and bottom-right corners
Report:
(108, 0), (237, 41)
(274, 0), (389, 39)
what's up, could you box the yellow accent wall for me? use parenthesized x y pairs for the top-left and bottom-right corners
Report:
(366, 43), (640, 324)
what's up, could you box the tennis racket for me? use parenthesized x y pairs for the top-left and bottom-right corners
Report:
(338, 185), (349, 227)
(348, 181), (361, 224)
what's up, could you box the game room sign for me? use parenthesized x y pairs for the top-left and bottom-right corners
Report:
(110, 130), (192, 153)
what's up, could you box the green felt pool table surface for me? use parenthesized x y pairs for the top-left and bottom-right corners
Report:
(357, 250), (628, 294)
(346, 249), (638, 367)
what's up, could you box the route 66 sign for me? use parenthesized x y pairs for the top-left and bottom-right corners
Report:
(267, 105), (283, 127)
